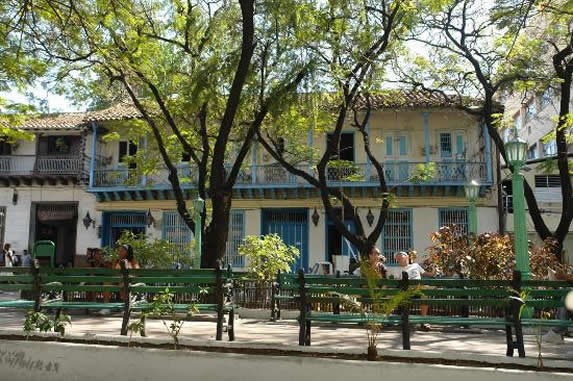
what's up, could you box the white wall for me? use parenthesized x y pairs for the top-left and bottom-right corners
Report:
(0, 187), (98, 257)
(0, 340), (568, 381)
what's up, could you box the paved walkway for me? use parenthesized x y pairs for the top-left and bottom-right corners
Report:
(1, 291), (572, 371)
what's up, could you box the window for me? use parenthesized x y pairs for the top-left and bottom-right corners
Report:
(542, 140), (557, 157)
(438, 208), (468, 235)
(535, 175), (561, 189)
(541, 87), (554, 109)
(454, 133), (465, 159)
(47, 136), (71, 154)
(327, 132), (354, 161)
(525, 102), (536, 123)
(162, 211), (193, 258)
(0, 139), (12, 155)
(225, 210), (245, 268)
(382, 209), (412, 266)
(439, 133), (452, 158)
(104, 213), (147, 247)
(119, 140), (138, 169)
(385, 134), (409, 157)
(527, 143), (537, 160)
(161, 209), (246, 268)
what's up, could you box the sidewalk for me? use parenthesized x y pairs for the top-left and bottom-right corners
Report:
(1, 291), (572, 371)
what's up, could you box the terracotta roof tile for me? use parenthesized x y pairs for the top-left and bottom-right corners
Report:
(355, 90), (465, 109)
(13, 102), (142, 131)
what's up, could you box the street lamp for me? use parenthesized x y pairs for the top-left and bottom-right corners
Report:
(464, 180), (479, 235)
(192, 196), (205, 269)
(505, 138), (529, 280)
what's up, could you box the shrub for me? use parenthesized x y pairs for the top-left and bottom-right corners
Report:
(102, 230), (192, 268)
(238, 233), (300, 281)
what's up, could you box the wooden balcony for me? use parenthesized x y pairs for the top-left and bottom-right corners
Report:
(89, 161), (492, 201)
(0, 155), (86, 185)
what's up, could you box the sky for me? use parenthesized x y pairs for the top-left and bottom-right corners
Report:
(1, 88), (81, 113)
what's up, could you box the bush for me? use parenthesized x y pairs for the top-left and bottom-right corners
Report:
(102, 230), (193, 269)
(424, 225), (570, 280)
(238, 233), (300, 281)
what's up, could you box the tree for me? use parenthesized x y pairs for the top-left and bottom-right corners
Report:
(397, 0), (573, 258)
(256, 0), (422, 259)
(4, 0), (322, 267)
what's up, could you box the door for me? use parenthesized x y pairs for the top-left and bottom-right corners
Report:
(34, 203), (78, 267)
(262, 209), (308, 272)
(383, 133), (409, 182)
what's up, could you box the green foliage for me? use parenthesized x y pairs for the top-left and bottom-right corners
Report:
(128, 287), (200, 349)
(334, 262), (421, 350)
(409, 162), (436, 184)
(102, 230), (192, 269)
(23, 311), (71, 337)
(239, 234), (300, 281)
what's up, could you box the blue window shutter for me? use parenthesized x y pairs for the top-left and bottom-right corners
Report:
(385, 137), (393, 156)
(399, 136), (407, 155)
(456, 135), (464, 155)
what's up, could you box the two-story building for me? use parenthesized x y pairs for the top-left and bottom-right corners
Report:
(2, 91), (500, 270)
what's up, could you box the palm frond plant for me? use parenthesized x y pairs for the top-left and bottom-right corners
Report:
(331, 262), (422, 360)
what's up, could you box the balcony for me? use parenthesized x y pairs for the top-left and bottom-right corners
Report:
(0, 155), (85, 185)
(90, 160), (490, 196)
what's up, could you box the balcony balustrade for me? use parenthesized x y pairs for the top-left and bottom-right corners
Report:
(0, 155), (84, 176)
(91, 161), (489, 189)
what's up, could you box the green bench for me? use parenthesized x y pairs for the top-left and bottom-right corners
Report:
(34, 261), (235, 341)
(284, 269), (572, 357)
(0, 265), (41, 311)
(127, 266), (235, 340)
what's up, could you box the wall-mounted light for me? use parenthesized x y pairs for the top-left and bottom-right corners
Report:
(82, 211), (95, 229)
(311, 208), (320, 226)
(366, 208), (375, 227)
(146, 209), (156, 228)
(12, 189), (18, 205)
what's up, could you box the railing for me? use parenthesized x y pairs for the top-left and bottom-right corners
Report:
(91, 161), (490, 188)
(0, 155), (84, 176)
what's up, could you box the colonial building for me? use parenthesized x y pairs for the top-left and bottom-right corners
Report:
(1, 91), (500, 270)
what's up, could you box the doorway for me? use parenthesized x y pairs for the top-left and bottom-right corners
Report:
(32, 203), (78, 267)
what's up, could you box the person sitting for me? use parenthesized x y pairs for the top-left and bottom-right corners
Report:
(98, 244), (139, 316)
(387, 251), (435, 331)
(543, 268), (572, 344)
(353, 247), (387, 278)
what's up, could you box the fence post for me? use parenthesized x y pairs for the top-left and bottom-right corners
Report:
(298, 269), (307, 346)
(400, 271), (411, 350)
(120, 260), (131, 336)
(215, 260), (224, 341)
(271, 270), (280, 321)
(333, 270), (341, 315)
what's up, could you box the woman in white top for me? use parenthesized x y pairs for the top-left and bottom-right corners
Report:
(3, 243), (14, 268)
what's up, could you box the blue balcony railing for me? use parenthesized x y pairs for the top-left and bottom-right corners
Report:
(90, 161), (489, 189)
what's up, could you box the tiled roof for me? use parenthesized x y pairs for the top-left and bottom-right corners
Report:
(8, 90), (480, 132)
(354, 90), (466, 109)
(12, 103), (142, 131)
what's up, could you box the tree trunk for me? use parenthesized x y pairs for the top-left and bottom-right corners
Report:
(367, 345), (378, 361)
(204, 189), (232, 268)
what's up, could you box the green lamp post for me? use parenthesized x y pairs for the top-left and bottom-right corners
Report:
(505, 138), (529, 280)
(464, 180), (479, 235)
(192, 196), (205, 269)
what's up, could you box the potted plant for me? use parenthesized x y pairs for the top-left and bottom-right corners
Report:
(335, 262), (420, 361)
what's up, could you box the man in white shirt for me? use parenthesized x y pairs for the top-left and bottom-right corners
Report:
(388, 251), (435, 331)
